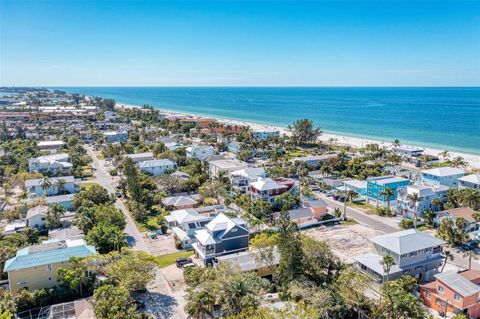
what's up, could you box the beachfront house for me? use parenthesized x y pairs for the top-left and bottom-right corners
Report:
(192, 213), (249, 265)
(420, 167), (466, 188)
(25, 176), (77, 198)
(366, 176), (410, 207)
(164, 209), (213, 249)
(125, 152), (154, 163)
(4, 239), (96, 296)
(138, 159), (177, 176)
(355, 229), (445, 283)
(396, 184), (449, 219)
(420, 270), (480, 318)
(248, 177), (298, 204)
(186, 145), (215, 161)
(28, 153), (73, 173)
(458, 174), (480, 190)
(394, 145), (424, 158)
(252, 129), (280, 141)
(103, 131), (128, 143)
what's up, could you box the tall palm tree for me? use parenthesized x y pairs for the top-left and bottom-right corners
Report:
(40, 176), (52, 196)
(111, 231), (126, 252)
(441, 250), (454, 272)
(407, 192), (420, 229)
(380, 254), (395, 283)
(463, 251), (478, 270)
(46, 204), (66, 229)
(55, 178), (67, 195)
(438, 150), (450, 162)
(380, 187), (395, 210)
(185, 289), (214, 319)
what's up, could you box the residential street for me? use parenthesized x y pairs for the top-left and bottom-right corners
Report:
(86, 146), (149, 252)
(85, 146), (188, 319)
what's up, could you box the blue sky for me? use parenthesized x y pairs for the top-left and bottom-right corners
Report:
(1, 0), (479, 86)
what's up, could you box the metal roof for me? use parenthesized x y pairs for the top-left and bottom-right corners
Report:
(370, 229), (444, 255)
(435, 271), (480, 297)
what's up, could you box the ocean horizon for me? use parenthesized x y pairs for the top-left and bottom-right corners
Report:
(55, 87), (480, 155)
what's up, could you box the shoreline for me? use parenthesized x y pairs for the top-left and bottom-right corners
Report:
(117, 103), (480, 169)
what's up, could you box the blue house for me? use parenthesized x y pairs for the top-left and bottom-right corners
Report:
(420, 167), (466, 188)
(366, 176), (410, 207)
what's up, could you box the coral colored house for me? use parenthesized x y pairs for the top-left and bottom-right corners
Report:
(420, 270), (480, 318)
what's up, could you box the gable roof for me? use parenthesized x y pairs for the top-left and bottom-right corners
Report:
(138, 159), (176, 168)
(162, 195), (197, 207)
(370, 229), (444, 254)
(26, 205), (49, 219)
(205, 213), (248, 237)
(164, 208), (210, 225)
(250, 178), (288, 191)
(435, 271), (480, 297)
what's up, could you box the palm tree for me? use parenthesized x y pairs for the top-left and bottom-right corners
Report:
(451, 156), (468, 168)
(463, 251), (478, 270)
(407, 192), (420, 229)
(185, 289), (214, 319)
(55, 178), (67, 195)
(380, 187), (395, 210)
(441, 250), (454, 272)
(111, 231), (125, 252)
(343, 190), (358, 220)
(432, 197), (442, 212)
(439, 150), (450, 162)
(40, 176), (52, 196)
(380, 254), (395, 283)
(46, 204), (66, 229)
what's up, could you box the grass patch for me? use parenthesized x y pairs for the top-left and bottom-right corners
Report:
(155, 251), (194, 268)
(287, 150), (308, 159)
(341, 219), (358, 226)
(417, 225), (431, 231)
(347, 201), (377, 215)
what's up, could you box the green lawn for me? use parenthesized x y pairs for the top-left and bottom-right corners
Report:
(347, 201), (377, 215)
(155, 251), (194, 268)
(340, 219), (358, 226)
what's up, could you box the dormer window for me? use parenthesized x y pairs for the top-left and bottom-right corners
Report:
(231, 228), (237, 233)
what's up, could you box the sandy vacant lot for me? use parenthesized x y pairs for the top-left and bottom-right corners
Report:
(303, 223), (384, 263)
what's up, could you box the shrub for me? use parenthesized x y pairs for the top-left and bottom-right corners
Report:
(400, 218), (414, 229)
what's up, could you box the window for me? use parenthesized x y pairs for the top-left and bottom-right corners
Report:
(409, 251), (417, 257)
(17, 281), (27, 286)
(438, 286), (445, 293)
(426, 292), (431, 299)
(401, 254), (407, 258)
(403, 269), (410, 274)
(231, 228), (238, 233)
(454, 294), (461, 301)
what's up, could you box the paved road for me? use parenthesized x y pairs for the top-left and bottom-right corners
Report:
(86, 146), (149, 252)
(86, 146), (187, 318)
(315, 193), (399, 233)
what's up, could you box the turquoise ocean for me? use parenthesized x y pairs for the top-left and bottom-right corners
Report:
(56, 87), (480, 155)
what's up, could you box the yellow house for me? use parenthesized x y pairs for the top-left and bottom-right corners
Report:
(4, 239), (96, 296)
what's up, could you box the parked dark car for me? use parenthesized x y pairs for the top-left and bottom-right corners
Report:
(131, 300), (146, 310)
(176, 258), (193, 268)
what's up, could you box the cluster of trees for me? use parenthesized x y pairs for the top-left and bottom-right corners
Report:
(0, 250), (156, 319)
(436, 217), (470, 246)
(73, 184), (126, 253)
(444, 188), (480, 211)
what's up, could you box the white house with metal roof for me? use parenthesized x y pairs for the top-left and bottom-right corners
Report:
(28, 153), (73, 173)
(125, 152), (154, 163)
(138, 159), (177, 176)
(355, 229), (445, 282)
(164, 208), (212, 249)
(25, 176), (77, 198)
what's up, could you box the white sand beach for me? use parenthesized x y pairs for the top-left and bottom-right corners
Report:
(117, 103), (480, 169)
